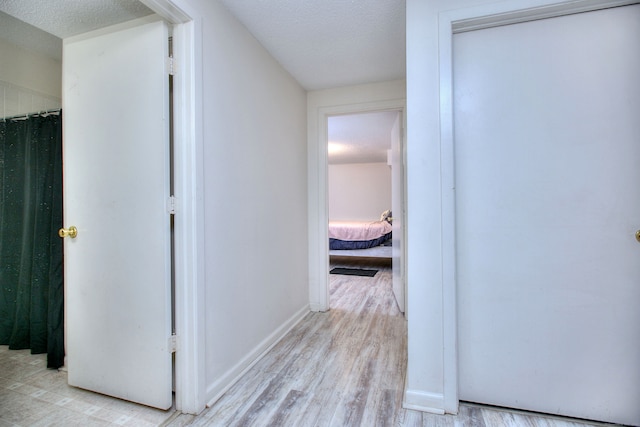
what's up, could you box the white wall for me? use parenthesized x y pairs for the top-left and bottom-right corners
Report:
(190, 0), (309, 405)
(328, 162), (391, 221)
(0, 38), (61, 116)
(405, 0), (610, 415)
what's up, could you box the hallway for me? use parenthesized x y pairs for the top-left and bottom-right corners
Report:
(0, 256), (608, 426)
(179, 256), (405, 426)
(169, 257), (605, 427)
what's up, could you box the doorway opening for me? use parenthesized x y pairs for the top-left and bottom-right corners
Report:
(326, 110), (405, 314)
(308, 93), (406, 314)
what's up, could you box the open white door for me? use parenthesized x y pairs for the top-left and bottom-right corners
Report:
(62, 17), (173, 409)
(390, 112), (405, 313)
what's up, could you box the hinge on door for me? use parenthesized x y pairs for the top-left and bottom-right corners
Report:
(167, 195), (176, 215)
(169, 334), (177, 353)
(166, 56), (176, 76)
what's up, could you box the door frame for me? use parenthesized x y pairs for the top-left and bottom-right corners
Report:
(437, 0), (640, 414)
(139, 0), (205, 414)
(309, 98), (406, 312)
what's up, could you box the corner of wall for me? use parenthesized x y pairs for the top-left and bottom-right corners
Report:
(205, 305), (310, 407)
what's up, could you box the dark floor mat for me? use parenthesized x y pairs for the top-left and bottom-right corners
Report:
(329, 267), (378, 277)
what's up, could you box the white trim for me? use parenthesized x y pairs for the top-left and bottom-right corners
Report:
(308, 98), (406, 313)
(62, 14), (165, 44)
(452, 0), (639, 33)
(308, 106), (331, 312)
(142, 0), (206, 414)
(141, 0), (192, 23)
(205, 305), (310, 407)
(437, 10), (459, 415)
(403, 390), (445, 415)
(437, 0), (638, 416)
(309, 302), (326, 312)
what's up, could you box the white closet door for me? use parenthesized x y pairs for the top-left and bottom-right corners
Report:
(62, 17), (173, 409)
(455, 5), (640, 425)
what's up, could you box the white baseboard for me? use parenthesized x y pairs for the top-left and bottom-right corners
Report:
(403, 389), (446, 415)
(309, 302), (328, 312)
(205, 304), (310, 407)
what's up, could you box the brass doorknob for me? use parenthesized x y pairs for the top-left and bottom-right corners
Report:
(636, 230), (640, 243)
(59, 226), (78, 239)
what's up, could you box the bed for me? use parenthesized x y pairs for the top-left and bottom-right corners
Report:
(329, 219), (392, 250)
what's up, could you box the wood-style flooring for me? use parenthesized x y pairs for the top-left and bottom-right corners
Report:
(0, 255), (612, 426)
(170, 256), (607, 427)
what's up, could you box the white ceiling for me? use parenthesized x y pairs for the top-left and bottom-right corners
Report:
(0, 0), (154, 61)
(217, 0), (406, 164)
(0, 0), (405, 165)
(217, 0), (406, 91)
(0, 11), (62, 61)
(0, 0), (153, 39)
(328, 111), (399, 165)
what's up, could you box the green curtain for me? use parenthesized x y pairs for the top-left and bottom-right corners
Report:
(0, 112), (64, 369)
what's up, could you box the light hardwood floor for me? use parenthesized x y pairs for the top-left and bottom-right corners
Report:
(169, 256), (609, 427)
(0, 256), (615, 426)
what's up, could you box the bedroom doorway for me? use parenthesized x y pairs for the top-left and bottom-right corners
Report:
(326, 109), (406, 313)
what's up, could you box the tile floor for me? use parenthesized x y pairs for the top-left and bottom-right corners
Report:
(0, 346), (177, 426)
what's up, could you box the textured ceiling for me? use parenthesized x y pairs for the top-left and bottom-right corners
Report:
(0, 0), (153, 61)
(1, 0), (406, 88)
(218, 0), (406, 91)
(0, 10), (62, 61)
(0, 0), (153, 38)
(218, 0), (406, 164)
(0, 0), (405, 165)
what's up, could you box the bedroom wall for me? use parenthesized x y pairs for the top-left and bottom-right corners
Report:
(328, 162), (391, 221)
(191, 0), (309, 405)
(0, 37), (61, 116)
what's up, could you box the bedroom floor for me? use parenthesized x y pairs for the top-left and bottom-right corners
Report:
(0, 257), (611, 426)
